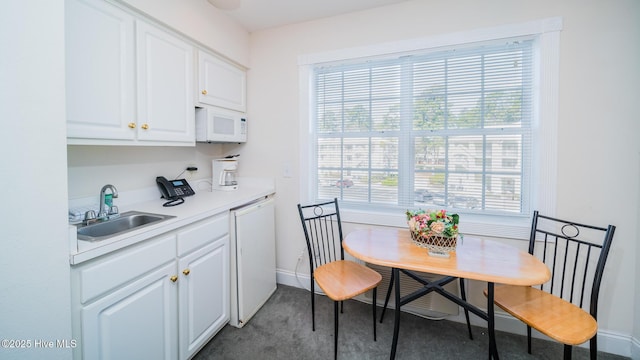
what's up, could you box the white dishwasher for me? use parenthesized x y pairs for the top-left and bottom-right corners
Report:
(229, 196), (276, 328)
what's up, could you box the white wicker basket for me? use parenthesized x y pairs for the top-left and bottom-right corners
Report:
(410, 231), (457, 256)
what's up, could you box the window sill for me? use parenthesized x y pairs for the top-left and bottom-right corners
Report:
(340, 208), (531, 241)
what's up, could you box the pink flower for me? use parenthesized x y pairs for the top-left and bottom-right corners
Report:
(430, 221), (445, 234)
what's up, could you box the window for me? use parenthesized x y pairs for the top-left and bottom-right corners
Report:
(300, 18), (561, 238)
(311, 40), (533, 216)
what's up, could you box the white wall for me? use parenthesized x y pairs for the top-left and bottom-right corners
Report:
(243, 0), (640, 356)
(67, 144), (224, 199)
(119, 0), (249, 66)
(636, 150), (640, 358)
(0, 1), (72, 359)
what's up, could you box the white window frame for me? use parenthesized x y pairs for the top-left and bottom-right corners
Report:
(299, 17), (562, 240)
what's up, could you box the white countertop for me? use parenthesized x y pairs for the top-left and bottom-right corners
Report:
(69, 178), (275, 265)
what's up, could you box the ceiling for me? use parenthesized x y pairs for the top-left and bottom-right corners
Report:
(211, 0), (409, 32)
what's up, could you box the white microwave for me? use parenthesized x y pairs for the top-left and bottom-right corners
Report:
(195, 106), (247, 143)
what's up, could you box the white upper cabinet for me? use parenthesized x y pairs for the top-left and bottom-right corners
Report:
(65, 0), (136, 140)
(136, 21), (194, 144)
(198, 50), (247, 112)
(65, 0), (195, 146)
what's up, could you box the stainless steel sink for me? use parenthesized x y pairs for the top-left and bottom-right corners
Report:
(76, 211), (176, 242)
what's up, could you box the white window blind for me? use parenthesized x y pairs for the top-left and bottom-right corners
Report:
(312, 39), (534, 216)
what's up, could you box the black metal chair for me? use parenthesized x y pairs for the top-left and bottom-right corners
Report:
(297, 198), (382, 360)
(489, 210), (616, 359)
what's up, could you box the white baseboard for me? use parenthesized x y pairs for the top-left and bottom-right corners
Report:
(276, 268), (310, 291)
(446, 311), (636, 358)
(276, 268), (637, 359)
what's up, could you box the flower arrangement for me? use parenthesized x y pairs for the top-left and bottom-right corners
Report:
(406, 209), (460, 256)
(406, 209), (460, 238)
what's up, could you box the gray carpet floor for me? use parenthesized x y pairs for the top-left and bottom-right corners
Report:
(193, 284), (628, 360)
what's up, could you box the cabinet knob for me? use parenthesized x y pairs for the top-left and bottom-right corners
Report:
(170, 275), (178, 282)
(201, 89), (208, 95)
(128, 122), (136, 129)
(182, 269), (190, 276)
(141, 123), (149, 130)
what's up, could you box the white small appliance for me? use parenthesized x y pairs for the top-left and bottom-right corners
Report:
(196, 105), (247, 143)
(229, 196), (276, 328)
(212, 159), (238, 191)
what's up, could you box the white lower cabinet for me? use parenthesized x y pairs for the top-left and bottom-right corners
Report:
(72, 213), (230, 360)
(178, 237), (229, 360)
(82, 260), (178, 360)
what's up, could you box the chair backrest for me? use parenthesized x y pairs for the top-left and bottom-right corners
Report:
(529, 210), (616, 319)
(297, 198), (344, 273)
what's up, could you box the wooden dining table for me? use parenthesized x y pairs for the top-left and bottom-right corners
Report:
(343, 228), (551, 360)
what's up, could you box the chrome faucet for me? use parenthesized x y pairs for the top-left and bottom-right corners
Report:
(98, 184), (119, 219)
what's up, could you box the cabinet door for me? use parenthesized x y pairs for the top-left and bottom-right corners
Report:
(65, 0), (136, 140)
(178, 236), (229, 360)
(198, 50), (246, 112)
(136, 21), (195, 144)
(81, 261), (178, 360)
